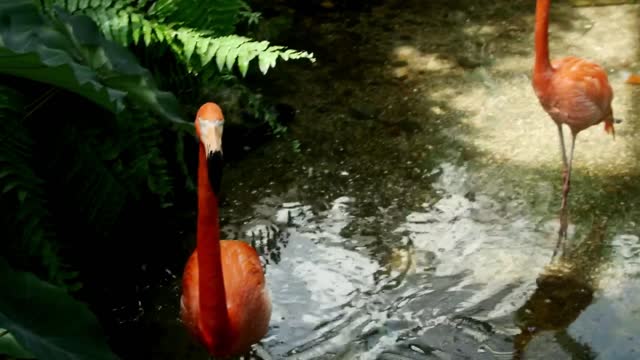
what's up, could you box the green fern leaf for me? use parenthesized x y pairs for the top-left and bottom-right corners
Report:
(259, 50), (279, 74)
(113, 9), (130, 44)
(147, 0), (248, 35)
(201, 40), (221, 66)
(177, 30), (197, 62)
(130, 12), (143, 44)
(47, 0), (315, 77)
(237, 40), (268, 76)
(225, 46), (241, 73)
(68, 0), (79, 12)
(52, 0), (130, 12)
(215, 40), (233, 71)
(182, 34), (315, 76)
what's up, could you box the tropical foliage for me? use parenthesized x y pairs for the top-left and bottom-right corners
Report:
(1, 0), (186, 286)
(45, 0), (315, 76)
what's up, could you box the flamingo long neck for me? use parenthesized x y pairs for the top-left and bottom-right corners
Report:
(534, 0), (552, 77)
(196, 144), (230, 343)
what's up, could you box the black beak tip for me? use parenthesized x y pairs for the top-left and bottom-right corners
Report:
(206, 151), (223, 196)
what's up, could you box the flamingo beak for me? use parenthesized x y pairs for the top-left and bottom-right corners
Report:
(198, 117), (224, 195)
(207, 150), (223, 196)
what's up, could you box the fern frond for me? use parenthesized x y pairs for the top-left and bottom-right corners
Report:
(147, 0), (249, 35)
(49, 0), (247, 34)
(50, 1), (316, 77)
(42, 0), (139, 13)
(176, 33), (316, 77)
(85, 9), (314, 76)
(0, 85), (79, 290)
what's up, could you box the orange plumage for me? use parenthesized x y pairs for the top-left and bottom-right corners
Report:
(626, 73), (640, 85)
(534, 56), (614, 134)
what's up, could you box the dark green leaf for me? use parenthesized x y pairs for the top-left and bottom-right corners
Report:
(0, 258), (120, 360)
(0, 0), (186, 124)
(0, 330), (36, 359)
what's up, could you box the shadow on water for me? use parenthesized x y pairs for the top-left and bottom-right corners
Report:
(99, 1), (640, 359)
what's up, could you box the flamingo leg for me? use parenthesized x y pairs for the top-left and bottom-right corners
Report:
(554, 205), (569, 259)
(557, 124), (569, 180)
(560, 132), (577, 211)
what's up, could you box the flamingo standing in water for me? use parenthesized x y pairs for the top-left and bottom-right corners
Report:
(180, 102), (271, 357)
(532, 0), (615, 210)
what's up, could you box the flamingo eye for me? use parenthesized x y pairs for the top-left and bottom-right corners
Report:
(198, 118), (224, 128)
(198, 118), (224, 133)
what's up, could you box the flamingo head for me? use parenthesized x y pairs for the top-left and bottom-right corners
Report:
(195, 102), (224, 195)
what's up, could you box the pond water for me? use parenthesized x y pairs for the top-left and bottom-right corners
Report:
(108, 0), (640, 359)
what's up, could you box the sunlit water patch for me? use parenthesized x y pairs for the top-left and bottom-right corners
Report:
(372, 162), (563, 358)
(394, 163), (556, 319)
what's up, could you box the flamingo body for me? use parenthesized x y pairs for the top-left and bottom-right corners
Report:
(181, 241), (271, 357)
(533, 56), (614, 135)
(532, 0), (615, 212)
(180, 102), (271, 357)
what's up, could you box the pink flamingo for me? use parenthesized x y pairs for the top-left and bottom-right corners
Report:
(532, 0), (615, 210)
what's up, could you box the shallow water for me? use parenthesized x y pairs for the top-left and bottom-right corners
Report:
(108, 0), (640, 359)
(230, 163), (639, 359)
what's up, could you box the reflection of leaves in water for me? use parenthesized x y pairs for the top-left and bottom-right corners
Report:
(248, 223), (288, 270)
(244, 201), (315, 271)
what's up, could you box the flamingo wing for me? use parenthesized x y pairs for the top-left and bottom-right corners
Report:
(221, 240), (272, 354)
(550, 57), (613, 130)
